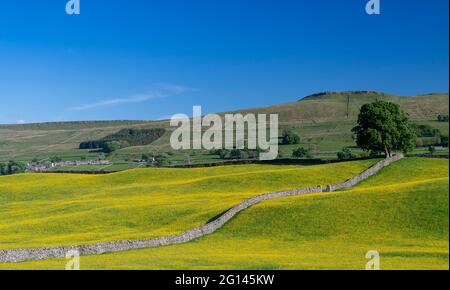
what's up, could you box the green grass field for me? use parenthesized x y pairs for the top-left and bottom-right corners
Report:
(0, 160), (376, 250)
(0, 158), (448, 270)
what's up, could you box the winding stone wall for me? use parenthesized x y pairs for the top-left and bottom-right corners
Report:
(0, 155), (404, 263)
(325, 154), (404, 192)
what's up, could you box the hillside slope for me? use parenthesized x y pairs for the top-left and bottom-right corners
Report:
(0, 160), (376, 249)
(0, 158), (447, 270)
(0, 92), (448, 162)
(231, 92), (449, 124)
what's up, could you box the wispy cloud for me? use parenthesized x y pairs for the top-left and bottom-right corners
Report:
(69, 94), (160, 111)
(16, 119), (26, 124)
(156, 114), (188, 121)
(69, 84), (191, 111)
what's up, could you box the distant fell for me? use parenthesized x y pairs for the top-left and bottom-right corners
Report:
(301, 91), (389, 101)
(232, 91), (449, 124)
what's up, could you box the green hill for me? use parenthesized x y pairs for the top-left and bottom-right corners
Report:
(232, 91), (449, 123)
(1, 158), (447, 270)
(0, 92), (448, 163)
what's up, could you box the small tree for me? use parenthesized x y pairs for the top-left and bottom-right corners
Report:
(50, 156), (62, 163)
(210, 149), (229, 159)
(6, 161), (25, 175)
(229, 149), (241, 159)
(292, 147), (309, 159)
(438, 115), (449, 122)
(141, 153), (150, 162)
(281, 130), (301, 145)
(337, 148), (355, 161)
(441, 136), (449, 147)
(352, 101), (416, 157)
(218, 149), (229, 159)
(155, 154), (170, 167)
(428, 146), (436, 155)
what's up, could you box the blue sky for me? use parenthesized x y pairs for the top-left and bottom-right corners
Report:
(0, 0), (448, 124)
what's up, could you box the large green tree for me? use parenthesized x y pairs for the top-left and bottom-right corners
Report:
(352, 101), (416, 157)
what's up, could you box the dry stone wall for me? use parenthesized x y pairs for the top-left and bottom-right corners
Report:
(0, 154), (404, 263)
(325, 154), (404, 192)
